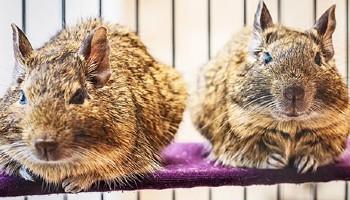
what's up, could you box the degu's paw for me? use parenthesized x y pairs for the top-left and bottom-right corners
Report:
(266, 153), (288, 169)
(62, 176), (96, 193)
(294, 155), (319, 174)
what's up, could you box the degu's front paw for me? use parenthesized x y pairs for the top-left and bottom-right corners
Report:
(266, 153), (288, 169)
(62, 175), (96, 193)
(294, 155), (319, 174)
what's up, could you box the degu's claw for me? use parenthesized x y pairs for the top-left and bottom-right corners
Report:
(19, 166), (35, 182)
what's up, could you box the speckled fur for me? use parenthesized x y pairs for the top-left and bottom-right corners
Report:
(0, 19), (187, 192)
(192, 3), (349, 172)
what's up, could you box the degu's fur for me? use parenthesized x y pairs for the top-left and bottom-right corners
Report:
(0, 19), (187, 192)
(192, 1), (349, 173)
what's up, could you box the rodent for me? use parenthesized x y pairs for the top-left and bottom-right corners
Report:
(192, 1), (349, 173)
(0, 18), (187, 192)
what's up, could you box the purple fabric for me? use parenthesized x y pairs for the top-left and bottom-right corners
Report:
(2, 142), (350, 197)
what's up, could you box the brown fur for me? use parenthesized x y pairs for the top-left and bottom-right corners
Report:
(192, 2), (349, 173)
(0, 19), (187, 192)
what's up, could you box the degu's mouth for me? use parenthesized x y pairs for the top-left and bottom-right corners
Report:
(272, 111), (311, 121)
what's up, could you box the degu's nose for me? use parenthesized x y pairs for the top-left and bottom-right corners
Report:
(34, 138), (58, 160)
(283, 85), (305, 102)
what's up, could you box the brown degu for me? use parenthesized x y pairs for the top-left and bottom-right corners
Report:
(192, 1), (349, 173)
(0, 19), (187, 192)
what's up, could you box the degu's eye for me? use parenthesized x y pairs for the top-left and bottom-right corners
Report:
(69, 88), (87, 105)
(315, 52), (322, 66)
(18, 90), (28, 105)
(263, 52), (273, 64)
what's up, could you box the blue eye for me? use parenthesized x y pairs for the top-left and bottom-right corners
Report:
(19, 90), (28, 105)
(263, 52), (273, 64)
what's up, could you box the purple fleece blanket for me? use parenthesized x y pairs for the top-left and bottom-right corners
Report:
(1, 142), (350, 197)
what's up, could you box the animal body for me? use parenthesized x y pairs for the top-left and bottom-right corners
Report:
(0, 19), (187, 192)
(192, 1), (349, 173)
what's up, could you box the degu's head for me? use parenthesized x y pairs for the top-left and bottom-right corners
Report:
(2, 24), (131, 166)
(240, 1), (348, 121)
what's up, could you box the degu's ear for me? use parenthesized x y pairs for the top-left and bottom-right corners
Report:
(313, 5), (336, 61)
(78, 26), (111, 89)
(249, 0), (274, 58)
(11, 23), (33, 64)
